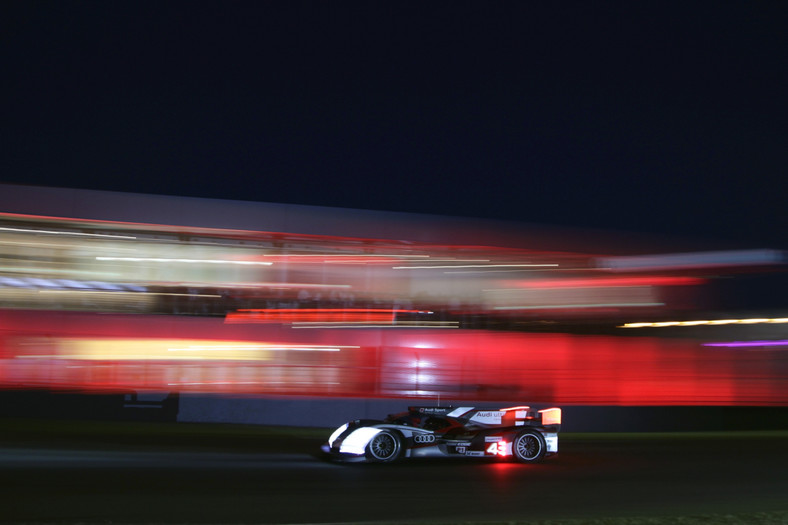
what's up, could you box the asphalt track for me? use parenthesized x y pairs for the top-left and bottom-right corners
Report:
(1, 426), (787, 524)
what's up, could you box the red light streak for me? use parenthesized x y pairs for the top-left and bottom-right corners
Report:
(225, 308), (431, 324)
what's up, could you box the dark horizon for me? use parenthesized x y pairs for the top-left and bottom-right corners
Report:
(3, 2), (787, 248)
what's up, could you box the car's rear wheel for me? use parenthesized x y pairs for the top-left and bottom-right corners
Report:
(512, 430), (546, 463)
(366, 430), (402, 462)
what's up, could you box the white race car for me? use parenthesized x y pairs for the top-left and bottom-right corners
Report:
(322, 405), (561, 463)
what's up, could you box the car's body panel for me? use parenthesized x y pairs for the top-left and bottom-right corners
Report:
(322, 405), (561, 463)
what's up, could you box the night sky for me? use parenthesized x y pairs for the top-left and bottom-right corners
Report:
(2, 1), (787, 248)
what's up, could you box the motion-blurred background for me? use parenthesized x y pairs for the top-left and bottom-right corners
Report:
(2, 2), (786, 431)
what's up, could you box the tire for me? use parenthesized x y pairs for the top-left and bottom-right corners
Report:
(366, 430), (402, 462)
(512, 430), (546, 463)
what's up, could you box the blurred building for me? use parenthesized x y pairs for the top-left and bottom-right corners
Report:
(0, 183), (786, 406)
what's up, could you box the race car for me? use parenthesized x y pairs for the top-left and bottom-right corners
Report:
(321, 405), (561, 463)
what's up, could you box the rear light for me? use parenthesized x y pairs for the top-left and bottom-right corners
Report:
(539, 408), (562, 426)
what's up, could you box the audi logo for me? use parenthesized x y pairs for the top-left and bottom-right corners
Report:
(413, 434), (436, 444)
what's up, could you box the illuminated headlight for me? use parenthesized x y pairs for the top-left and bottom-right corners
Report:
(328, 423), (349, 448)
(339, 427), (381, 455)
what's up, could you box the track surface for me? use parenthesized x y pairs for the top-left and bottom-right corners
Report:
(1, 429), (787, 524)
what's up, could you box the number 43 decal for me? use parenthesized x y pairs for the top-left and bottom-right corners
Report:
(486, 441), (507, 456)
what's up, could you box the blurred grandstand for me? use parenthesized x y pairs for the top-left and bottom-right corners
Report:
(0, 183), (786, 410)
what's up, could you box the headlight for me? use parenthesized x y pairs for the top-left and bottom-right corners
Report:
(328, 423), (349, 448)
(339, 427), (381, 455)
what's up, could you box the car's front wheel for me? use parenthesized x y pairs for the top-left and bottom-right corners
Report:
(366, 430), (402, 462)
(512, 430), (546, 463)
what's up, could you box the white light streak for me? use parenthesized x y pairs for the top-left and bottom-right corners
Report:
(37, 290), (222, 298)
(495, 302), (663, 310)
(219, 282), (352, 289)
(620, 317), (788, 328)
(0, 226), (137, 239)
(96, 256), (272, 266)
(409, 373), (435, 384)
(166, 344), (347, 352)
